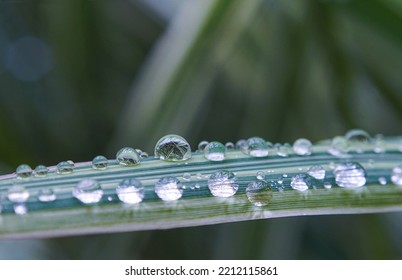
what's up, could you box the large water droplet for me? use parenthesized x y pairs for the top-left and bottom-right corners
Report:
(333, 162), (366, 188)
(8, 185), (30, 203)
(197, 141), (209, 151)
(204, 141), (225, 161)
(73, 179), (103, 204)
(307, 165), (326, 180)
(246, 180), (273, 207)
(57, 160), (75, 174)
(116, 178), (144, 204)
(293, 138), (312, 156)
(245, 137), (269, 157)
(225, 142), (235, 151)
(38, 188), (56, 202)
(16, 164), (32, 179)
(34, 165), (48, 176)
(391, 166), (402, 186)
(154, 135), (191, 162)
(208, 170), (238, 197)
(328, 136), (349, 157)
(345, 129), (371, 153)
(155, 176), (183, 201)
(276, 143), (292, 157)
(92, 155), (108, 170)
(116, 147), (140, 166)
(290, 174), (311, 191)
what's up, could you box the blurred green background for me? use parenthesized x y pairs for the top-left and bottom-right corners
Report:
(1, 0), (402, 259)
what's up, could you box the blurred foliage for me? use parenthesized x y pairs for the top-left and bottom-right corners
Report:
(0, 0), (402, 259)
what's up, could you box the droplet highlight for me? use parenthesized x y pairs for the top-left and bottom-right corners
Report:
(208, 170), (238, 197)
(307, 165), (326, 180)
(8, 185), (30, 203)
(38, 188), (56, 202)
(155, 176), (183, 201)
(73, 179), (103, 204)
(333, 162), (366, 188)
(154, 135), (191, 162)
(290, 174), (310, 192)
(116, 178), (144, 204)
(246, 180), (273, 207)
(391, 166), (402, 186)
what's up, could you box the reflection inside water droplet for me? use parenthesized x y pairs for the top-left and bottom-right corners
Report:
(155, 135), (192, 162)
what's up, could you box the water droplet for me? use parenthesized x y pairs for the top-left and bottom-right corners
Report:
(391, 166), (402, 186)
(73, 179), (103, 204)
(182, 185), (187, 190)
(8, 185), (30, 203)
(277, 180), (283, 184)
(225, 142), (235, 151)
(204, 141), (225, 161)
(378, 177), (387, 185)
(92, 155), (108, 170)
(333, 162), (366, 188)
(182, 172), (191, 181)
(283, 174), (288, 178)
(154, 135), (192, 162)
(293, 138), (312, 156)
(208, 170), (238, 197)
(38, 188), (56, 202)
(195, 183), (201, 189)
(16, 164), (32, 179)
(14, 203), (27, 215)
(307, 165), (326, 180)
(139, 152), (149, 158)
(323, 182), (332, 189)
(116, 178), (144, 204)
(196, 173), (203, 180)
(235, 139), (247, 151)
(116, 147), (140, 166)
(107, 196), (113, 202)
(245, 137), (269, 157)
(345, 129), (371, 153)
(328, 136), (349, 157)
(373, 134), (386, 154)
(256, 171), (265, 180)
(135, 149), (142, 154)
(155, 176), (183, 201)
(57, 160), (75, 174)
(34, 165), (48, 176)
(290, 174), (311, 192)
(277, 143), (292, 157)
(246, 181), (273, 207)
(197, 141), (209, 151)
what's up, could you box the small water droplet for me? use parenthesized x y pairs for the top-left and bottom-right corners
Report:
(14, 203), (27, 215)
(204, 141), (225, 161)
(328, 136), (349, 157)
(256, 171), (266, 180)
(197, 141), (209, 151)
(107, 196), (113, 201)
(208, 170), (238, 197)
(92, 155), (108, 170)
(38, 188), (56, 202)
(155, 176), (183, 201)
(196, 173), (203, 180)
(140, 152), (149, 158)
(333, 162), (366, 188)
(135, 149), (142, 154)
(34, 165), (48, 176)
(307, 165), (326, 180)
(8, 185), (30, 203)
(182, 172), (191, 181)
(225, 142), (235, 151)
(73, 179), (103, 204)
(277, 180), (283, 184)
(195, 183), (201, 189)
(245, 137), (269, 157)
(323, 182), (332, 189)
(235, 139), (247, 151)
(116, 147), (140, 166)
(345, 129), (371, 153)
(290, 174), (311, 192)
(373, 134), (386, 154)
(16, 164), (32, 179)
(246, 181), (273, 207)
(293, 138), (312, 156)
(283, 174), (288, 178)
(378, 177), (387, 185)
(391, 166), (402, 186)
(154, 135), (192, 162)
(57, 160), (75, 174)
(182, 185), (187, 190)
(116, 178), (144, 204)
(277, 143), (292, 157)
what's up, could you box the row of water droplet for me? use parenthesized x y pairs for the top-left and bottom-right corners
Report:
(1, 130), (402, 215)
